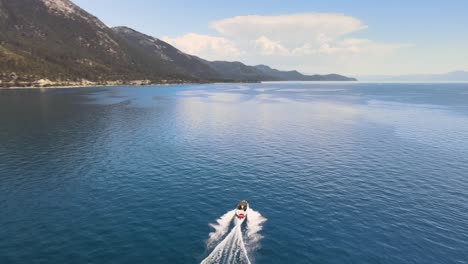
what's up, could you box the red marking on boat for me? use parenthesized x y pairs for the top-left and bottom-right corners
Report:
(238, 213), (245, 219)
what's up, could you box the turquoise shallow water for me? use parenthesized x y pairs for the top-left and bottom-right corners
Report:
(1, 82), (468, 263)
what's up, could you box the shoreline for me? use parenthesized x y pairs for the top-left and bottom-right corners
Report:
(0, 82), (220, 90)
(0, 83), (175, 90)
(0, 80), (263, 90)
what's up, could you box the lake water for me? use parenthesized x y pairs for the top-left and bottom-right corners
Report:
(1, 82), (468, 264)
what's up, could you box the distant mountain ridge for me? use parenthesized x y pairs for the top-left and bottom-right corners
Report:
(254, 64), (356, 81)
(0, 0), (356, 87)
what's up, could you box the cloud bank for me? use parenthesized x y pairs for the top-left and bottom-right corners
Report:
(163, 13), (409, 75)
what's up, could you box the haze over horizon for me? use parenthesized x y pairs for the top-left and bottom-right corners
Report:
(72, 0), (468, 76)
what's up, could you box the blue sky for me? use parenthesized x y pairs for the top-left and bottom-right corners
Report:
(73, 0), (468, 76)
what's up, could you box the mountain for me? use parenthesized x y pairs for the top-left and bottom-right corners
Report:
(0, 0), (356, 87)
(206, 61), (278, 81)
(0, 0), (201, 85)
(359, 71), (468, 82)
(254, 65), (357, 81)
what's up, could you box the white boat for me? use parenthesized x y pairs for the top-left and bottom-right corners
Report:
(235, 200), (249, 219)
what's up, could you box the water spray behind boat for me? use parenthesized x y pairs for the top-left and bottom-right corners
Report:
(201, 201), (267, 264)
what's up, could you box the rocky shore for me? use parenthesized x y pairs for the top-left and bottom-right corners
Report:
(0, 72), (203, 88)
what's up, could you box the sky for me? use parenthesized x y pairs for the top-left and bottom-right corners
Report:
(73, 0), (468, 76)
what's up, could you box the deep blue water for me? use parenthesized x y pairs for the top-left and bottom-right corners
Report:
(1, 82), (468, 264)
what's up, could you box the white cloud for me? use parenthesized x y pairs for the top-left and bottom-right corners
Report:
(162, 33), (242, 60)
(254, 36), (289, 55)
(292, 38), (410, 56)
(163, 13), (410, 74)
(211, 13), (367, 45)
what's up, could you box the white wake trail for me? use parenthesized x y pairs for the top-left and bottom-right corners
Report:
(201, 208), (266, 264)
(206, 210), (236, 249)
(245, 208), (267, 253)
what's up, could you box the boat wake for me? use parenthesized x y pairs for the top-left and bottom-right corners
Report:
(201, 208), (266, 264)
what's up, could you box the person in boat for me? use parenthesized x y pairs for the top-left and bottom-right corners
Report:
(237, 201), (247, 211)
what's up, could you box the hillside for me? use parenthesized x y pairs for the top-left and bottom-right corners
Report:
(0, 0), (199, 86)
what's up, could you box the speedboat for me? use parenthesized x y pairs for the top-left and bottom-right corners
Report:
(235, 200), (249, 219)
